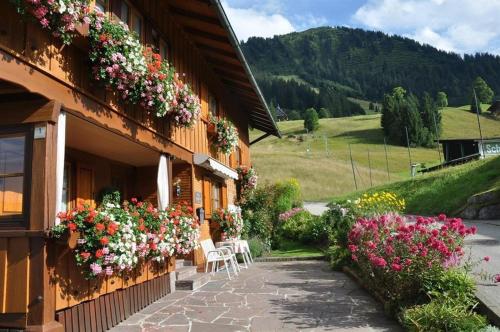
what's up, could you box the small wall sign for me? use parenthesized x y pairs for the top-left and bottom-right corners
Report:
(34, 125), (46, 139)
(194, 191), (202, 204)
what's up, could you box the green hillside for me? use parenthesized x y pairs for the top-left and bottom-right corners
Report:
(241, 27), (500, 109)
(250, 106), (500, 201)
(335, 156), (500, 216)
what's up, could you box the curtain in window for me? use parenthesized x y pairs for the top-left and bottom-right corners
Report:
(55, 111), (66, 224)
(157, 154), (169, 210)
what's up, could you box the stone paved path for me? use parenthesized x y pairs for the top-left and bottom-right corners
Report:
(110, 261), (401, 332)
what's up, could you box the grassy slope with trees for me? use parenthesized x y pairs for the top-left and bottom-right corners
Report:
(241, 27), (500, 114)
(250, 106), (500, 201)
(336, 156), (500, 216)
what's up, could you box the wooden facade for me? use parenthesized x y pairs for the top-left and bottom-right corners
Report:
(0, 0), (279, 330)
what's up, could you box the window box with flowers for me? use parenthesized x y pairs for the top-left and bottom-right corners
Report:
(12, 0), (91, 45)
(50, 193), (200, 280)
(210, 116), (239, 155)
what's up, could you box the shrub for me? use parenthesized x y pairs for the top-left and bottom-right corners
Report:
(347, 214), (476, 305)
(241, 179), (303, 247)
(324, 192), (406, 269)
(401, 297), (487, 332)
(247, 237), (268, 258)
(422, 268), (476, 306)
(279, 210), (327, 244)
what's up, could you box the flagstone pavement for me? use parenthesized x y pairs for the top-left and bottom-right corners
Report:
(109, 261), (401, 332)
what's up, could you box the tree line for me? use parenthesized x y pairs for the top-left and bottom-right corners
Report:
(260, 77), (365, 120)
(242, 27), (500, 107)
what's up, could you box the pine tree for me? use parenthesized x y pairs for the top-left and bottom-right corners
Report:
(420, 92), (441, 146)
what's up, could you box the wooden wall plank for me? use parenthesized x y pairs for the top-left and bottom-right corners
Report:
(0, 238), (7, 313)
(5, 238), (29, 313)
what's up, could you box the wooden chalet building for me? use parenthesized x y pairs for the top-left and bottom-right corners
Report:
(0, 0), (279, 330)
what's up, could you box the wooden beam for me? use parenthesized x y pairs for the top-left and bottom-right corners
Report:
(184, 27), (229, 43)
(0, 99), (61, 124)
(250, 133), (271, 146)
(195, 43), (236, 58)
(168, 5), (220, 26)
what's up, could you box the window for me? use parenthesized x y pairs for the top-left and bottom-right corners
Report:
(159, 39), (169, 62)
(211, 181), (221, 211)
(61, 163), (71, 212)
(0, 127), (31, 226)
(208, 93), (218, 117)
(234, 146), (241, 167)
(131, 11), (142, 40)
(95, 0), (108, 13)
(119, 1), (129, 24)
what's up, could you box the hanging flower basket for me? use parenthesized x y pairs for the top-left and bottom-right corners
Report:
(210, 116), (239, 154)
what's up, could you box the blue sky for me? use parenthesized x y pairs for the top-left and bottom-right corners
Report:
(222, 0), (500, 55)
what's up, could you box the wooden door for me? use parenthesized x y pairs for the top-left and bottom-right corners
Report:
(76, 164), (95, 208)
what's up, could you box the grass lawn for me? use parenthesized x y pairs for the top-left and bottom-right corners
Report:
(250, 105), (500, 201)
(269, 240), (324, 258)
(335, 156), (500, 216)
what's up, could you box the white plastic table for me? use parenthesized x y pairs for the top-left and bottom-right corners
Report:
(215, 239), (253, 268)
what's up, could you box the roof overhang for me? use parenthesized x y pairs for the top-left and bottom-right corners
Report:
(193, 153), (238, 180)
(162, 0), (281, 138)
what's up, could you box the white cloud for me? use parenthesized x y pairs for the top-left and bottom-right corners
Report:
(221, 0), (295, 41)
(353, 0), (500, 54)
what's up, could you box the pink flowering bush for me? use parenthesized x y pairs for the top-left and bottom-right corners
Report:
(13, 0), (91, 44)
(348, 213), (476, 304)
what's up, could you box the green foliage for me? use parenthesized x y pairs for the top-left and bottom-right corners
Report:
(318, 107), (330, 118)
(240, 179), (302, 247)
(381, 87), (441, 147)
(422, 269), (476, 306)
(274, 179), (302, 213)
(473, 76), (495, 104)
(436, 91), (448, 108)
(288, 110), (301, 120)
(247, 237), (268, 258)
(303, 108), (320, 132)
(401, 297), (487, 332)
(279, 210), (327, 244)
(256, 77), (365, 119)
(369, 102), (374, 110)
(242, 27), (500, 106)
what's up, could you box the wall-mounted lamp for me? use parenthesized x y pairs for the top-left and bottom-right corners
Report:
(173, 178), (181, 197)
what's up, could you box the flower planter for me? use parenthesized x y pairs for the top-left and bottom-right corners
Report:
(72, 22), (90, 50)
(207, 122), (216, 137)
(55, 231), (81, 250)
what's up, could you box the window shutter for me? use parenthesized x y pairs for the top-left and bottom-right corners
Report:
(202, 177), (211, 216)
(221, 185), (228, 208)
(76, 164), (95, 208)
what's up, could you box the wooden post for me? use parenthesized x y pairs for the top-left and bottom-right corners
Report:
(27, 120), (63, 332)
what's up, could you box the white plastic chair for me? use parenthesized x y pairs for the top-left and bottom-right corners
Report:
(239, 240), (254, 264)
(200, 239), (239, 279)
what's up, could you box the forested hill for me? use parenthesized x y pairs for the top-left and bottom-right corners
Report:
(241, 27), (500, 108)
